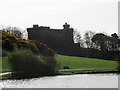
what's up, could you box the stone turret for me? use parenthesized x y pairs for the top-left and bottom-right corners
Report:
(63, 22), (70, 30)
(33, 24), (39, 28)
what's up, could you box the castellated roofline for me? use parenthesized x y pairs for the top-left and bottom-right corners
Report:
(31, 23), (73, 30)
(33, 24), (50, 29)
(27, 23), (78, 55)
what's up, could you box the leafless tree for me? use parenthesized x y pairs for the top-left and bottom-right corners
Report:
(73, 30), (84, 47)
(84, 30), (96, 48)
(2, 26), (23, 38)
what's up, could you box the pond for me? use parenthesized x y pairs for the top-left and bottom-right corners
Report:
(0, 74), (118, 88)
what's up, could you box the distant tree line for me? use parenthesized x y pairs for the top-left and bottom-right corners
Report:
(74, 30), (120, 69)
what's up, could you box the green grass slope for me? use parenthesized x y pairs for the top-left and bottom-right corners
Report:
(55, 55), (118, 69)
(1, 57), (11, 73)
(0, 55), (118, 73)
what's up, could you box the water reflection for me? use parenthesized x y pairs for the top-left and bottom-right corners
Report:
(1, 74), (118, 88)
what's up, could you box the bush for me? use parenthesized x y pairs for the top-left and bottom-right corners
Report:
(42, 56), (58, 75)
(1, 30), (18, 51)
(35, 42), (55, 56)
(8, 49), (57, 79)
(2, 50), (9, 56)
(1, 30), (55, 56)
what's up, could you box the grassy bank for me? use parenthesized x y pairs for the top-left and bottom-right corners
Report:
(55, 55), (118, 69)
(55, 55), (118, 75)
(1, 57), (11, 73)
(0, 54), (118, 74)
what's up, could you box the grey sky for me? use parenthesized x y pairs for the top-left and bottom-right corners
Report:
(0, 0), (119, 36)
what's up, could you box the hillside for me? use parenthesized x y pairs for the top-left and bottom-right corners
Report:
(1, 55), (118, 73)
(56, 55), (118, 69)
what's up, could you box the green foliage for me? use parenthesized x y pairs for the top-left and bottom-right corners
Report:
(90, 33), (120, 60)
(3, 26), (23, 38)
(1, 30), (55, 56)
(92, 33), (120, 52)
(8, 49), (57, 79)
(34, 42), (55, 56)
(1, 30), (17, 41)
(1, 30), (18, 51)
(1, 30), (57, 78)
(1, 50), (9, 56)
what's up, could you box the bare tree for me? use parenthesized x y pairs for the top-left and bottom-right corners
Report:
(84, 31), (96, 48)
(73, 30), (84, 47)
(3, 26), (23, 38)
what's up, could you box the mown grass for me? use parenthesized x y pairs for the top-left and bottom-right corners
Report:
(0, 54), (118, 73)
(0, 57), (11, 73)
(55, 55), (118, 69)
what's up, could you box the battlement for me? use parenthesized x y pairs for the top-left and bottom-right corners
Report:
(33, 24), (39, 28)
(32, 24), (50, 29)
(27, 23), (76, 54)
(31, 23), (72, 31)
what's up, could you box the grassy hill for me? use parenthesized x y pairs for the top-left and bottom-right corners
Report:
(1, 54), (118, 74)
(55, 55), (118, 69)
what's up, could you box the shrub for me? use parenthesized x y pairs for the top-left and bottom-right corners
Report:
(28, 41), (39, 54)
(63, 66), (70, 69)
(8, 49), (57, 79)
(42, 56), (58, 75)
(2, 39), (17, 51)
(2, 30), (18, 51)
(35, 42), (55, 56)
(2, 50), (9, 56)
(1, 30), (55, 56)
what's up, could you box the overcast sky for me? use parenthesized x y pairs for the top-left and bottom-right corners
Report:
(0, 0), (119, 36)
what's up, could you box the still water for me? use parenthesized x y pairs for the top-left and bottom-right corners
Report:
(0, 74), (118, 88)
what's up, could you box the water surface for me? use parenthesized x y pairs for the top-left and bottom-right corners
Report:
(0, 74), (118, 88)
